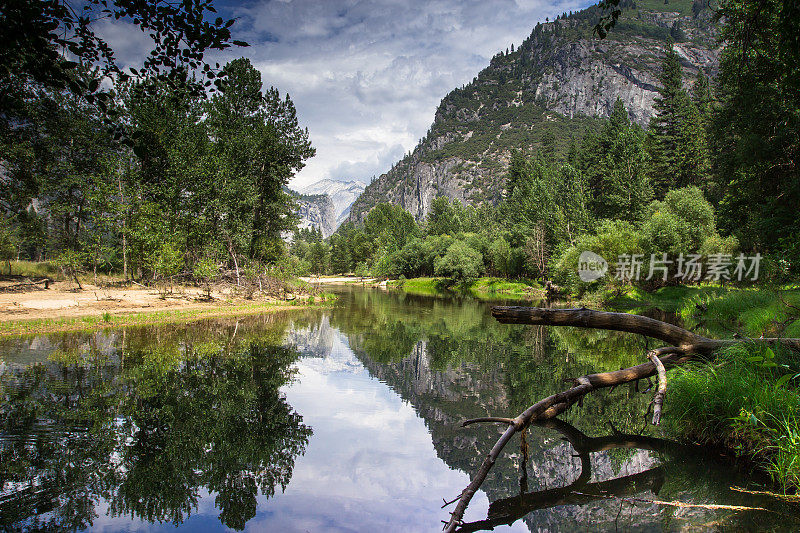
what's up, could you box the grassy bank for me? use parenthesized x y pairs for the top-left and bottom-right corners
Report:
(3, 260), (62, 279)
(657, 287), (800, 492)
(603, 284), (731, 313)
(668, 342), (800, 492)
(0, 300), (325, 337)
(392, 276), (544, 300)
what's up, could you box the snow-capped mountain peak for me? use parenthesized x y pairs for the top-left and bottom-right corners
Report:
(296, 179), (366, 230)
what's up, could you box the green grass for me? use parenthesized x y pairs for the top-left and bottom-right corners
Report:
(678, 288), (800, 338)
(667, 343), (800, 492)
(604, 283), (730, 313)
(392, 277), (445, 296)
(4, 260), (61, 279)
(467, 277), (544, 300)
(392, 276), (544, 300)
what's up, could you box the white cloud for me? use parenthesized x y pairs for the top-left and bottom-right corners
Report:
(100, 0), (592, 188)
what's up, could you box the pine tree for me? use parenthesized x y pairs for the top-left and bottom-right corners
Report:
(677, 95), (709, 187)
(649, 43), (693, 196)
(692, 69), (712, 127)
(583, 98), (652, 221)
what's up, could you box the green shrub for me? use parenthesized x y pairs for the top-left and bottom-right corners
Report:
(434, 241), (484, 285)
(552, 219), (642, 292)
(488, 236), (512, 276)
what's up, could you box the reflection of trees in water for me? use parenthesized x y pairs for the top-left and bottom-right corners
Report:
(326, 289), (799, 531)
(0, 339), (311, 531)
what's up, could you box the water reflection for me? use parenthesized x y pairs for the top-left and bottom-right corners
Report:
(0, 327), (311, 531)
(1, 287), (798, 531)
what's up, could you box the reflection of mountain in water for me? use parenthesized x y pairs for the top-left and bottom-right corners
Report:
(321, 288), (795, 532)
(2, 290), (798, 532)
(286, 315), (337, 357)
(353, 337), (664, 531)
(285, 314), (364, 375)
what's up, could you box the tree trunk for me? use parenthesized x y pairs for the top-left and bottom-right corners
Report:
(229, 242), (240, 286)
(442, 306), (800, 532)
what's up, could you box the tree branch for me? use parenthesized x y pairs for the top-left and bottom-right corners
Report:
(442, 306), (800, 532)
(647, 347), (673, 425)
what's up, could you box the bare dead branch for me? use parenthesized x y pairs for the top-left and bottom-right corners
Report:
(647, 347), (675, 425)
(442, 306), (800, 532)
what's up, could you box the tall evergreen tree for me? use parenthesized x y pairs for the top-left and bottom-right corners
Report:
(649, 43), (686, 195)
(649, 44), (710, 195)
(583, 98), (652, 221)
(692, 69), (713, 128)
(712, 0), (800, 265)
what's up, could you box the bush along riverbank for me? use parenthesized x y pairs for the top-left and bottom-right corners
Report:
(390, 276), (545, 300)
(663, 288), (800, 493)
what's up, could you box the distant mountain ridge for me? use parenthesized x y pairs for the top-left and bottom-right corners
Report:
(293, 179), (366, 237)
(348, 0), (720, 223)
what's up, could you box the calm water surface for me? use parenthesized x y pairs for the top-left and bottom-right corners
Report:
(1, 287), (798, 531)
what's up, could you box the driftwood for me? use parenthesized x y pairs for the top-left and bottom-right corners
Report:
(453, 418), (690, 532)
(443, 306), (800, 532)
(0, 277), (51, 292)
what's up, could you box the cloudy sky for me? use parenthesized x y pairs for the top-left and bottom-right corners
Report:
(107, 0), (592, 189)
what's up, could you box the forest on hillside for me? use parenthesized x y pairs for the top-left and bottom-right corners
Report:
(296, 2), (799, 293)
(2, 0), (798, 294)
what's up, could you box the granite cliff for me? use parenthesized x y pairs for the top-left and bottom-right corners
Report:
(349, 0), (720, 223)
(294, 192), (336, 237)
(294, 179), (366, 237)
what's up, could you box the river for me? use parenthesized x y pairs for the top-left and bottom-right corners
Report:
(1, 286), (796, 531)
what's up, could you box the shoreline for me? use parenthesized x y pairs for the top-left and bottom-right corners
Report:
(0, 279), (330, 337)
(0, 301), (316, 337)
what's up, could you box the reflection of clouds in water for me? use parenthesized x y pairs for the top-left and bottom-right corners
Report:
(286, 315), (364, 375)
(258, 318), (528, 532)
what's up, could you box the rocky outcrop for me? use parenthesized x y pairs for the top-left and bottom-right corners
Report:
(532, 36), (720, 126)
(294, 179), (366, 235)
(348, 1), (720, 223)
(294, 193), (336, 237)
(297, 179), (365, 227)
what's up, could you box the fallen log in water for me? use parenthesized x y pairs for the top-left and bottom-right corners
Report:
(442, 306), (800, 532)
(454, 419), (685, 532)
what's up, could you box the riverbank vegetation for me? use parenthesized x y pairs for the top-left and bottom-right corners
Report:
(307, 0), (797, 297)
(391, 276), (544, 300)
(2, 6), (315, 294)
(0, 300), (322, 337)
(668, 343), (800, 492)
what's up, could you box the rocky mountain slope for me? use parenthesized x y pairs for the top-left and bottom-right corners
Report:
(298, 179), (365, 226)
(293, 179), (366, 237)
(348, 0), (720, 223)
(294, 192), (336, 237)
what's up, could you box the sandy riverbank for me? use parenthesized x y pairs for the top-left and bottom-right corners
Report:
(0, 280), (311, 336)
